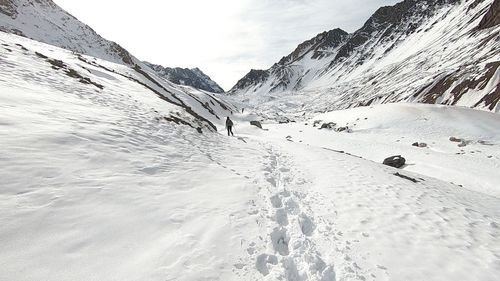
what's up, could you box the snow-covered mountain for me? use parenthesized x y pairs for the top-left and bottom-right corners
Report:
(230, 0), (500, 115)
(0, 0), (224, 93)
(0, 0), (137, 65)
(145, 62), (225, 93)
(2, 0), (500, 280)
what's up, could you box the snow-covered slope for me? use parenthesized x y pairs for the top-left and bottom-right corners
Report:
(0, 0), (137, 65)
(245, 103), (500, 197)
(145, 62), (225, 93)
(230, 0), (500, 115)
(2, 40), (500, 279)
(2, 1), (500, 280)
(0, 32), (234, 132)
(0, 0), (224, 93)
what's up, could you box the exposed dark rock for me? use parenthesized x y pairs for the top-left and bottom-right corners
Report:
(449, 136), (462, 142)
(383, 155), (406, 168)
(412, 142), (428, 147)
(35, 51), (48, 59)
(477, 0), (500, 29)
(278, 29), (349, 64)
(393, 172), (421, 183)
(110, 42), (134, 65)
(230, 69), (269, 93)
(229, 29), (348, 93)
(0, 0), (17, 18)
(320, 122), (336, 129)
(250, 121), (263, 129)
(335, 126), (351, 133)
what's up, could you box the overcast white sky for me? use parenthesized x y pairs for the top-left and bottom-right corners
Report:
(54, 0), (400, 90)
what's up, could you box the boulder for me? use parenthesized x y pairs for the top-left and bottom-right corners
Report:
(320, 122), (336, 129)
(383, 155), (406, 168)
(250, 121), (263, 129)
(313, 120), (322, 127)
(336, 126), (350, 132)
(413, 142), (427, 148)
(449, 137), (462, 142)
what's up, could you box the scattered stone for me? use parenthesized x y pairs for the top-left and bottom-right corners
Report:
(383, 155), (406, 168)
(336, 126), (351, 133)
(250, 121), (263, 129)
(413, 142), (428, 148)
(313, 120), (322, 127)
(320, 122), (336, 129)
(393, 172), (420, 183)
(478, 140), (493, 146)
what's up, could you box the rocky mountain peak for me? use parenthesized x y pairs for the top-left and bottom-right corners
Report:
(144, 62), (224, 93)
(277, 28), (348, 66)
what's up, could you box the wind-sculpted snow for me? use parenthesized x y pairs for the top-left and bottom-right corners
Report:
(230, 0), (500, 115)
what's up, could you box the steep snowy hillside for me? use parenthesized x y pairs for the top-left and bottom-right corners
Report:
(0, 32), (234, 132)
(2, 33), (500, 279)
(0, 0), (136, 65)
(0, 0), (224, 93)
(230, 0), (500, 115)
(145, 62), (225, 93)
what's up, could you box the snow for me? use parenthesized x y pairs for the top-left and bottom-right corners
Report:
(2, 31), (500, 280)
(231, 0), (500, 115)
(243, 103), (500, 198)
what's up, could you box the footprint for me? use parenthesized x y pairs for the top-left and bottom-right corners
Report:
(270, 195), (283, 208)
(299, 213), (316, 236)
(271, 228), (290, 256)
(275, 208), (289, 226)
(256, 254), (278, 276)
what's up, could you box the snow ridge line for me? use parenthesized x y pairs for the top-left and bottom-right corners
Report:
(254, 145), (336, 280)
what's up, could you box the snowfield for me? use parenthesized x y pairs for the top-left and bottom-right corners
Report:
(1, 29), (500, 281)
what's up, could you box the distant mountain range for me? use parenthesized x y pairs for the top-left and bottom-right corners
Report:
(144, 63), (224, 93)
(230, 0), (500, 114)
(0, 0), (224, 93)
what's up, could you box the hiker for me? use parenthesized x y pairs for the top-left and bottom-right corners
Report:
(226, 117), (234, 136)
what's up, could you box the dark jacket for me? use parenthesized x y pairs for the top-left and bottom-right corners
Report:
(226, 118), (233, 127)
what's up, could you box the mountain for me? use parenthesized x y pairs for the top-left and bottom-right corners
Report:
(2, 0), (500, 280)
(0, 0), (136, 65)
(0, 0), (224, 94)
(0, 0), (233, 129)
(230, 0), (500, 115)
(145, 62), (225, 93)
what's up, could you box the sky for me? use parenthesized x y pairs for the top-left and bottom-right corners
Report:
(53, 0), (400, 90)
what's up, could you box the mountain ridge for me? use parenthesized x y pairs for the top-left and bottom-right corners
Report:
(229, 0), (500, 115)
(144, 62), (225, 93)
(0, 0), (224, 93)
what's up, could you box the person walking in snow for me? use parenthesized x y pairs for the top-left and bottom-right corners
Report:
(226, 117), (234, 136)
